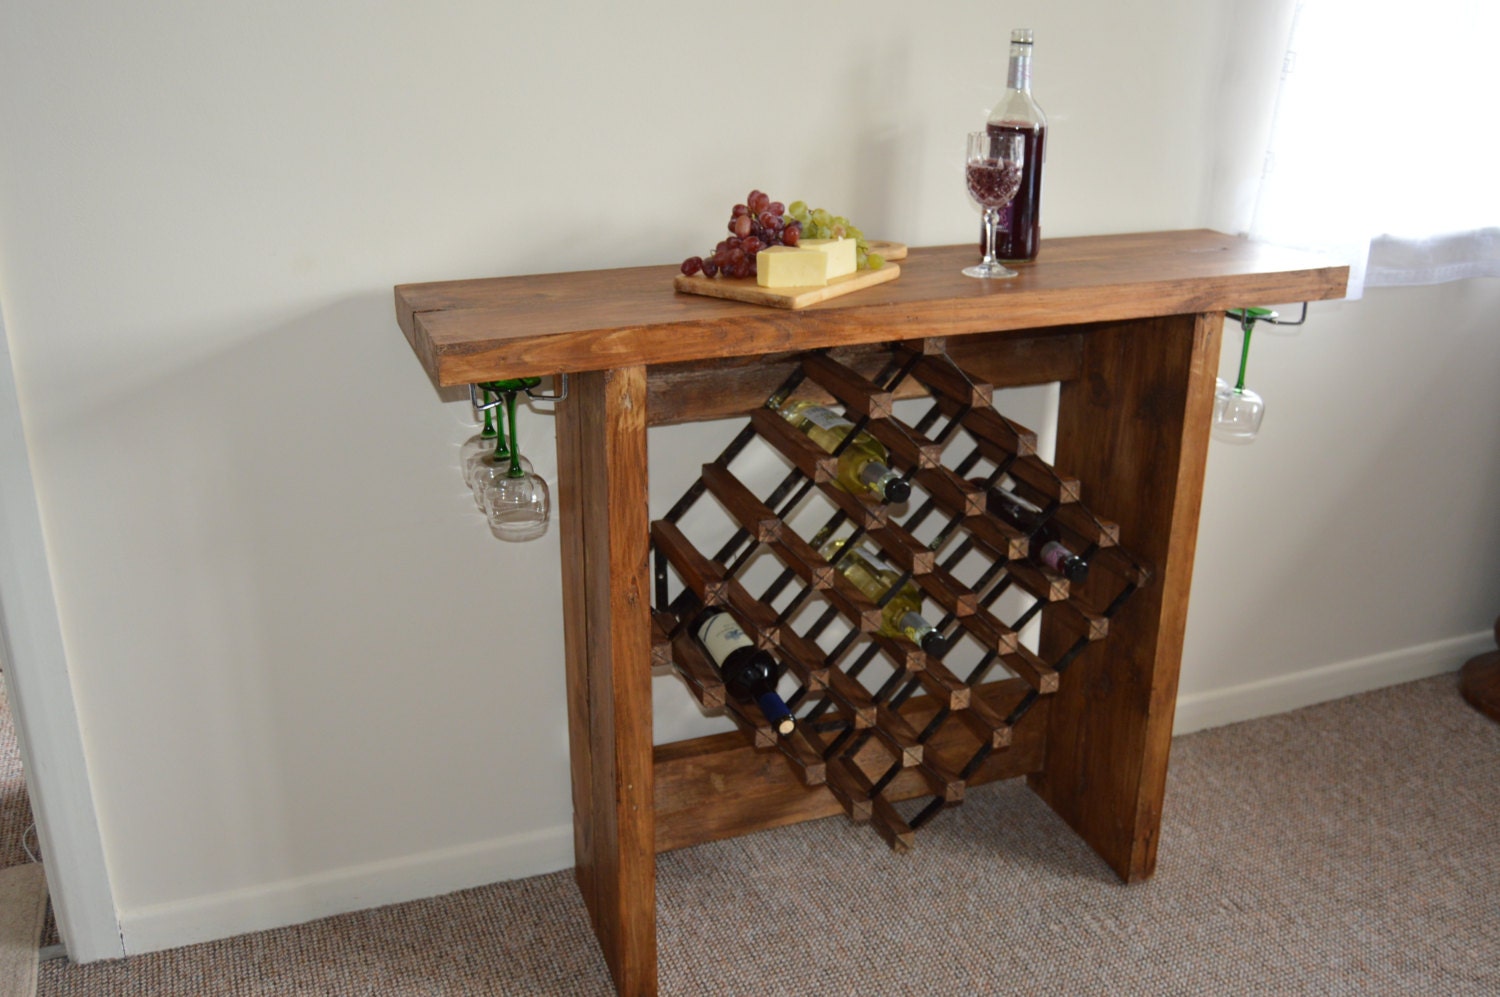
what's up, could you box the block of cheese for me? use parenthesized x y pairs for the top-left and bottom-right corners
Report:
(756, 246), (828, 288)
(799, 237), (858, 279)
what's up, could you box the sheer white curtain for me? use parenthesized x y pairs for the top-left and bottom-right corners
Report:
(1248, 0), (1500, 297)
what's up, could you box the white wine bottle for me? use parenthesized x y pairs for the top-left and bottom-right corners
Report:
(779, 400), (911, 504)
(821, 539), (948, 655)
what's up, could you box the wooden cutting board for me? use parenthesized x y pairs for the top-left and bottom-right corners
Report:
(673, 241), (907, 310)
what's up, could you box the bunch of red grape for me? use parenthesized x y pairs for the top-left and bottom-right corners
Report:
(681, 190), (803, 279)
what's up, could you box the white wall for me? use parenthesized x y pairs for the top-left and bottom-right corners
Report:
(1, 0), (1495, 955)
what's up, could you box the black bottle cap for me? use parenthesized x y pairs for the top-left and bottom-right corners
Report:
(882, 478), (912, 504)
(919, 631), (950, 658)
(1062, 558), (1090, 584)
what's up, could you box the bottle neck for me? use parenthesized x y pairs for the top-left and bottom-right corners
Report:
(1007, 45), (1033, 93)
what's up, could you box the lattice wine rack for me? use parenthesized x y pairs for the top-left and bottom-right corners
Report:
(649, 343), (1152, 851)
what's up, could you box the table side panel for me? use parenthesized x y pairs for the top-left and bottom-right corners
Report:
(1029, 311), (1222, 882)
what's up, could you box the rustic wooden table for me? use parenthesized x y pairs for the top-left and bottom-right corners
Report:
(395, 230), (1348, 996)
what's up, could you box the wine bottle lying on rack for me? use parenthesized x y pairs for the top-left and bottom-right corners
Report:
(977, 482), (1089, 582)
(822, 539), (949, 656)
(778, 400), (911, 504)
(692, 607), (796, 735)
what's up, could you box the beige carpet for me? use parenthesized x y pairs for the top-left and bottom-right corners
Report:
(26, 674), (1500, 995)
(0, 864), (47, 997)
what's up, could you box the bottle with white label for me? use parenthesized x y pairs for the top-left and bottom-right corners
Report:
(692, 608), (795, 735)
(821, 539), (949, 656)
(778, 400), (911, 504)
(978, 482), (1089, 583)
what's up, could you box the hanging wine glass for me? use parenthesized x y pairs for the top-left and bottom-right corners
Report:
(481, 387), (550, 542)
(1213, 308), (1267, 444)
(461, 388), (502, 490)
(469, 384), (534, 510)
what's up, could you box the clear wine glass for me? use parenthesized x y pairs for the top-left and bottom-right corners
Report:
(964, 130), (1026, 279)
(480, 389), (550, 542)
(461, 388), (502, 490)
(468, 385), (533, 509)
(1213, 310), (1266, 444)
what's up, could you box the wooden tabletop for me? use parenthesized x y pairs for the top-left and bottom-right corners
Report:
(393, 230), (1348, 387)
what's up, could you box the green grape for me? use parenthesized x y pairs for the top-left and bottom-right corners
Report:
(786, 202), (880, 269)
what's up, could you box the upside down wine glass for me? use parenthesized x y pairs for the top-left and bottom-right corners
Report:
(479, 387), (550, 542)
(469, 387), (534, 510)
(964, 130), (1026, 279)
(1213, 308), (1268, 444)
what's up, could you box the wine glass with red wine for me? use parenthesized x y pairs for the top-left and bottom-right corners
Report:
(964, 130), (1025, 279)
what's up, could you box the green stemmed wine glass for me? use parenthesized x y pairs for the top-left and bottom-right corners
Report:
(478, 382), (549, 542)
(1213, 308), (1269, 444)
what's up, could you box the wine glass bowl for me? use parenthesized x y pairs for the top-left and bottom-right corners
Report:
(470, 450), (535, 509)
(964, 130), (1026, 279)
(483, 469), (550, 542)
(1212, 385), (1265, 444)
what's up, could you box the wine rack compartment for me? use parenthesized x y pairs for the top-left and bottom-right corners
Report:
(651, 343), (1151, 851)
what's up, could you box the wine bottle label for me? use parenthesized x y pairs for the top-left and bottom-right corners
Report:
(897, 611), (934, 644)
(998, 487), (1043, 516)
(695, 612), (752, 665)
(858, 461), (892, 489)
(797, 405), (853, 433)
(1037, 540), (1073, 573)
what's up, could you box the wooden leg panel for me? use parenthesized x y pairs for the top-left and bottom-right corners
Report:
(557, 366), (658, 995)
(1029, 312), (1221, 882)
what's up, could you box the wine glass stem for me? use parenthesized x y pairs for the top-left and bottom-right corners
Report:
(983, 207), (999, 265)
(1235, 323), (1254, 392)
(480, 389), (496, 437)
(505, 391), (526, 479)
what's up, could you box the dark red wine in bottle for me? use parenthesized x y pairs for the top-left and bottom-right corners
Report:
(982, 29), (1047, 263)
(692, 608), (795, 735)
(986, 123), (1045, 261)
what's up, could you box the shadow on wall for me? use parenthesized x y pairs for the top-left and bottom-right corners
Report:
(39, 288), (572, 905)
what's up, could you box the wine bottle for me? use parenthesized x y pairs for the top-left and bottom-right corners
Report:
(978, 482), (1089, 582)
(692, 608), (795, 735)
(982, 28), (1047, 263)
(778, 400), (911, 503)
(821, 539), (949, 656)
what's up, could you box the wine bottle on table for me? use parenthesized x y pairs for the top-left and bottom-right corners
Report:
(982, 28), (1047, 263)
(778, 400), (912, 504)
(692, 608), (795, 736)
(978, 482), (1089, 583)
(821, 539), (950, 656)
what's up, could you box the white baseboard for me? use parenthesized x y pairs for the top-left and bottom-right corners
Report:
(1173, 630), (1492, 736)
(117, 630), (1494, 956)
(117, 822), (576, 956)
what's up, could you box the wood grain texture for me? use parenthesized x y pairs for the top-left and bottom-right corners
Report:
(394, 231), (1348, 385)
(1027, 312), (1221, 884)
(653, 678), (1047, 852)
(644, 331), (1083, 427)
(556, 367), (657, 995)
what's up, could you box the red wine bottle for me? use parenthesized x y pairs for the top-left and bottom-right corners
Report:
(978, 482), (1089, 583)
(692, 608), (795, 735)
(982, 28), (1047, 263)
